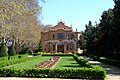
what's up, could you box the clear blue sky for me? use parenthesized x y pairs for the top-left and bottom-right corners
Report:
(39, 0), (114, 31)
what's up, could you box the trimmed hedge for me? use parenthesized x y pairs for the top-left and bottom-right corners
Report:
(73, 54), (92, 68)
(0, 68), (106, 80)
(0, 43), (8, 57)
(8, 44), (16, 56)
(0, 55), (41, 68)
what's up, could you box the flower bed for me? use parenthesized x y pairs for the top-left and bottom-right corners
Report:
(34, 56), (60, 68)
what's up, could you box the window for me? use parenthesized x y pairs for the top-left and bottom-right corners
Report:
(53, 34), (55, 39)
(57, 33), (64, 38)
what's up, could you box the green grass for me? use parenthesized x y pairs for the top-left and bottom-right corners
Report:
(5, 56), (51, 70)
(55, 56), (81, 68)
(0, 54), (29, 61)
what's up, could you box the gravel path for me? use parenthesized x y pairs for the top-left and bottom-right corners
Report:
(81, 56), (120, 80)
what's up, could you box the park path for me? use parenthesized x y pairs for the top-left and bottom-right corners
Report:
(81, 56), (120, 80)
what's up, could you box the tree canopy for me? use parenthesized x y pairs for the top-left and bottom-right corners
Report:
(78, 0), (120, 60)
(0, 0), (41, 43)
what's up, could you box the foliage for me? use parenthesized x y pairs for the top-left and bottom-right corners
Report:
(19, 47), (29, 54)
(55, 56), (81, 68)
(0, 54), (106, 79)
(5, 56), (50, 70)
(49, 68), (106, 79)
(0, 0), (42, 50)
(0, 43), (8, 57)
(40, 24), (52, 32)
(78, 0), (120, 59)
(34, 42), (43, 53)
(8, 44), (16, 56)
(27, 49), (33, 55)
(0, 54), (41, 68)
(0, 68), (106, 79)
(87, 54), (120, 67)
(73, 54), (92, 68)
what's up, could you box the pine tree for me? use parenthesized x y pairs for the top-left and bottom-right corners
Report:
(8, 44), (16, 56)
(0, 43), (8, 57)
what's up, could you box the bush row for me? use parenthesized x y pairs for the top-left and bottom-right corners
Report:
(87, 54), (120, 67)
(73, 54), (93, 68)
(0, 68), (106, 80)
(0, 55), (41, 68)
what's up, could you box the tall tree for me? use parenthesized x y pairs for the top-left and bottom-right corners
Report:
(109, 0), (120, 59)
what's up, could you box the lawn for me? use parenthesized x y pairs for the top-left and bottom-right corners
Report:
(54, 56), (81, 68)
(0, 54), (29, 61)
(4, 56), (51, 70)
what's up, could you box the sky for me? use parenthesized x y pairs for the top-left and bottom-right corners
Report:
(39, 0), (114, 31)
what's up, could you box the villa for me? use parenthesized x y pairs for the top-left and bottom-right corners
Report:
(41, 21), (81, 53)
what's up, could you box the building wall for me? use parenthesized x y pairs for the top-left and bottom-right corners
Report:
(41, 22), (81, 53)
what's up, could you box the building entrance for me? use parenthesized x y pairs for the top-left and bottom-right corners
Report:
(57, 45), (64, 53)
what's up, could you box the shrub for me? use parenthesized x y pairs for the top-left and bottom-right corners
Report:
(34, 43), (43, 53)
(0, 68), (106, 79)
(67, 52), (72, 54)
(19, 47), (29, 54)
(73, 54), (92, 68)
(49, 68), (106, 79)
(8, 44), (16, 56)
(0, 43), (8, 57)
(27, 49), (33, 55)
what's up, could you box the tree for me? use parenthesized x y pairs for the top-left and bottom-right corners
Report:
(109, 0), (120, 59)
(0, 0), (41, 43)
(0, 43), (8, 57)
(8, 43), (16, 56)
(0, 0), (43, 53)
(34, 42), (43, 53)
(78, 21), (96, 53)
(41, 24), (52, 32)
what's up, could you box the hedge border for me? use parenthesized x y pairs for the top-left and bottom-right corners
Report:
(0, 68), (106, 80)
